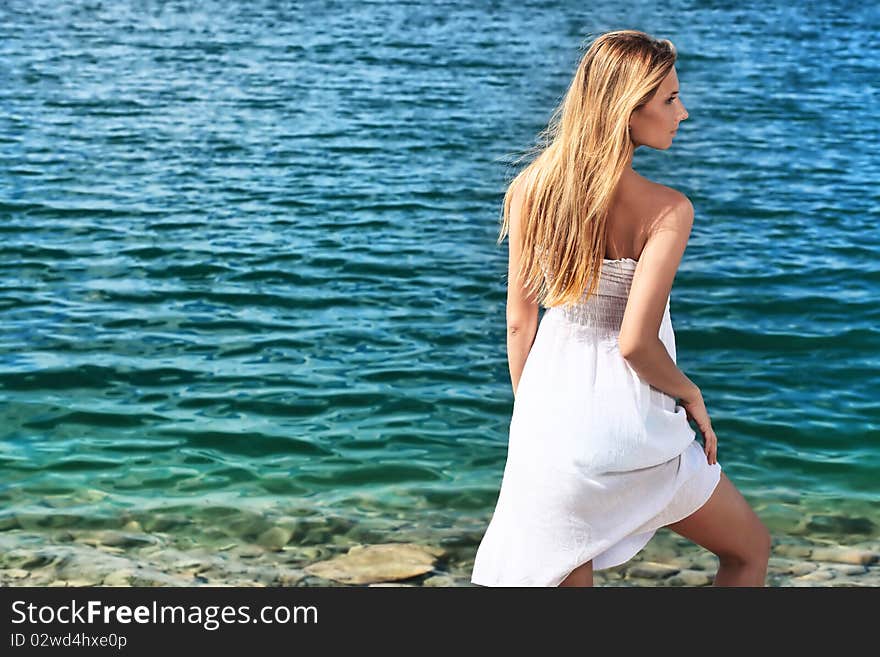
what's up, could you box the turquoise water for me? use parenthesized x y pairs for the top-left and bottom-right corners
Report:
(1, 1), (877, 582)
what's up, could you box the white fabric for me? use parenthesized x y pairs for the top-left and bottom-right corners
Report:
(471, 257), (722, 587)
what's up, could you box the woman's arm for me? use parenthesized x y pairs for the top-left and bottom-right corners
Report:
(618, 195), (701, 403)
(504, 177), (539, 398)
(620, 337), (700, 402)
(507, 319), (538, 398)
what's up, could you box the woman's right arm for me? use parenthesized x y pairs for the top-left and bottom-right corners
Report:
(617, 193), (700, 403)
(617, 195), (717, 464)
(504, 178), (539, 398)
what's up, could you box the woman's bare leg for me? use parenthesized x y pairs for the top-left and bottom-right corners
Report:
(558, 559), (593, 587)
(664, 471), (772, 586)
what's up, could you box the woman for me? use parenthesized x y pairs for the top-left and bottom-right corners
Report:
(470, 30), (771, 587)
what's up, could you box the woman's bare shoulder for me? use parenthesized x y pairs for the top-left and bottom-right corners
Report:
(633, 172), (690, 209)
(636, 177), (693, 236)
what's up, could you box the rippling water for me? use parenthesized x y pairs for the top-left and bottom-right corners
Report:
(1, 0), (877, 585)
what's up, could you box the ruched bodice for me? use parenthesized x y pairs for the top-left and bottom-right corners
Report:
(543, 257), (670, 340)
(591, 257), (640, 298)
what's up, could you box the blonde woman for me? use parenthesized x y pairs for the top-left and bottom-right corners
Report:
(470, 30), (771, 587)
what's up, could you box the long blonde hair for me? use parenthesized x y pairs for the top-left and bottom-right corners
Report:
(498, 30), (677, 308)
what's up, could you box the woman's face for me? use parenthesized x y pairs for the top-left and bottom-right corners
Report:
(629, 67), (688, 150)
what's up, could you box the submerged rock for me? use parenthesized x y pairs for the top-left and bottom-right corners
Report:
(810, 547), (878, 566)
(803, 514), (875, 536)
(666, 569), (712, 586)
(625, 561), (680, 579)
(257, 527), (293, 551)
(422, 575), (458, 587)
(304, 543), (443, 585)
(96, 531), (159, 548)
(773, 543), (812, 559)
(102, 569), (135, 586)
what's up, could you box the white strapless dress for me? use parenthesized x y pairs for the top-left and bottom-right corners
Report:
(470, 257), (722, 587)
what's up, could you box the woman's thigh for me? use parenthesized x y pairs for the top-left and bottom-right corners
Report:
(663, 471), (771, 563)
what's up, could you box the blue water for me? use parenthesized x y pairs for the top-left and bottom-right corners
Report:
(0, 0), (877, 582)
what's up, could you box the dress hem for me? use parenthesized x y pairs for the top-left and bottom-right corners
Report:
(470, 457), (723, 588)
(546, 463), (722, 587)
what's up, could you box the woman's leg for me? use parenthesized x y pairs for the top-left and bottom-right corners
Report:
(558, 559), (593, 587)
(664, 471), (772, 586)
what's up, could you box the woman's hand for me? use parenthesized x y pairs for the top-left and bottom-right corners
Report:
(680, 391), (718, 465)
